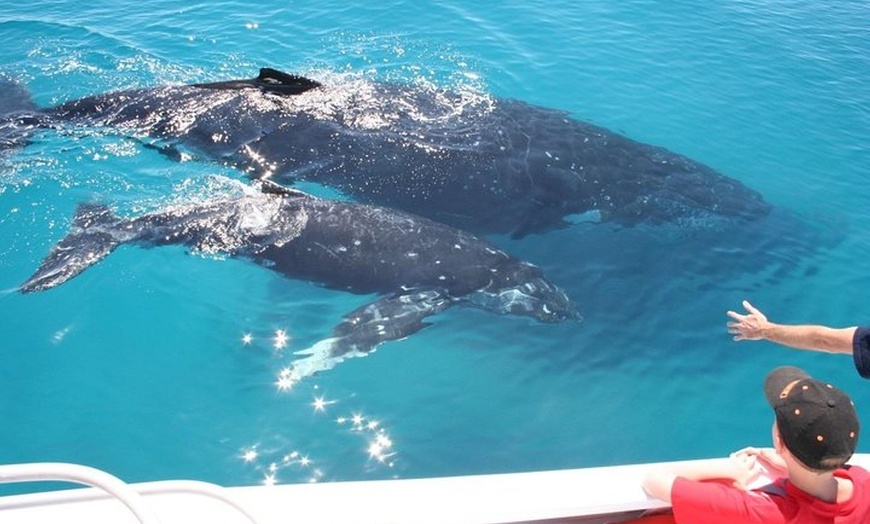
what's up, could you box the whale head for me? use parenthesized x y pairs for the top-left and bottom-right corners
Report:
(529, 145), (772, 233)
(469, 260), (579, 323)
(602, 147), (772, 228)
(497, 104), (772, 236)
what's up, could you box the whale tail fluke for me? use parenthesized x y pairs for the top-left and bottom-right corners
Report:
(20, 204), (121, 293)
(0, 77), (43, 153)
(0, 77), (38, 116)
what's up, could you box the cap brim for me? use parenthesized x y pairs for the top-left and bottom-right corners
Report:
(764, 366), (812, 406)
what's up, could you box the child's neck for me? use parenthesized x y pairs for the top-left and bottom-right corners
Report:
(788, 466), (851, 503)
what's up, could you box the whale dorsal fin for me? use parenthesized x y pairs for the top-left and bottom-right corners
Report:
(194, 68), (321, 96)
(256, 68), (322, 94)
(258, 179), (310, 199)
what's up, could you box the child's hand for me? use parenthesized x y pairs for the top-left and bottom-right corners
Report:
(731, 447), (787, 478)
(726, 451), (764, 489)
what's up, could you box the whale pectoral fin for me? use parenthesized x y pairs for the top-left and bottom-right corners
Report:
(277, 337), (344, 386)
(328, 289), (454, 353)
(278, 289), (454, 385)
(193, 68), (321, 96)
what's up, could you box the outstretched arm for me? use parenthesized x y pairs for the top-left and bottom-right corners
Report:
(726, 300), (856, 355)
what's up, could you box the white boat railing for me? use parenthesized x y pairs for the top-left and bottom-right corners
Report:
(0, 462), (259, 524)
(0, 462), (161, 524)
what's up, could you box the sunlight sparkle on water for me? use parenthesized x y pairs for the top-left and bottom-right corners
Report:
(273, 329), (289, 349)
(367, 432), (395, 463)
(336, 412), (397, 466)
(312, 395), (337, 412)
(240, 389), (399, 483)
(275, 370), (295, 391)
(241, 447), (258, 463)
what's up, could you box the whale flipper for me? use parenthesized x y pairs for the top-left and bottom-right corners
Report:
(20, 204), (121, 293)
(193, 68), (321, 96)
(278, 289), (455, 385)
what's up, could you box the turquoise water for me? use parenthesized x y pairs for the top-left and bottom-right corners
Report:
(1, 0), (869, 492)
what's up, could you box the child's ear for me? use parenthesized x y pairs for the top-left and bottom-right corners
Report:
(772, 423), (785, 454)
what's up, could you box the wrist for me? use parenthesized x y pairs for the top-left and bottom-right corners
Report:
(759, 322), (779, 341)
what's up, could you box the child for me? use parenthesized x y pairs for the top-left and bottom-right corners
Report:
(642, 366), (869, 523)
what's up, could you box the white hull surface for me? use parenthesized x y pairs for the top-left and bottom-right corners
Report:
(3, 455), (870, 524)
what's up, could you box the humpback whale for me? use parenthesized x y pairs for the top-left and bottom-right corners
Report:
(20, 180), (579, 382)
(0, 68), (770, 238)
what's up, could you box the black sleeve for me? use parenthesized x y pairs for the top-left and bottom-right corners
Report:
(852, 326), (870, 379)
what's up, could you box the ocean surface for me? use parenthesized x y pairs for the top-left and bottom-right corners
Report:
(1, 0), (868, 492)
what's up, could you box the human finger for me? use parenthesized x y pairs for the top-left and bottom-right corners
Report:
(731, 447), (761, 458)
(726, 310), (745, 321)
(742, 300), (764, 318)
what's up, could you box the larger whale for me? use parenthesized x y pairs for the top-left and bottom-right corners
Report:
(0, 68), (769, 238)
(20, 180), (578, 383)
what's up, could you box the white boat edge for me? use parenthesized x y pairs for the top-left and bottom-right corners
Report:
(2, 454), (869, 524)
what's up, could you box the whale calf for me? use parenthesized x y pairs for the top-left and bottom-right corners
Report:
(0, 68), (770, 238)
(20, 180), (579, 382)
